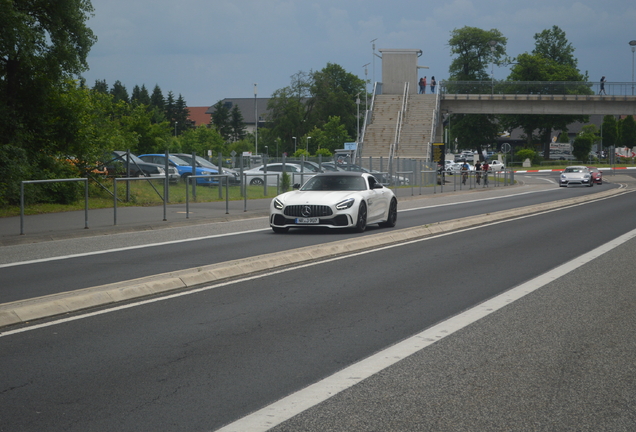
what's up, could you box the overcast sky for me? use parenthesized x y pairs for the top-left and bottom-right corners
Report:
(81, 0), (636, 108)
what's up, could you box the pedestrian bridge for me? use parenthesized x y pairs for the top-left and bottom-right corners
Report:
(439, 81), (636, 115)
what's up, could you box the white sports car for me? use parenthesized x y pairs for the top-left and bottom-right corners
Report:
(559, 166), (593, 187)
(269, 172), (398, 233)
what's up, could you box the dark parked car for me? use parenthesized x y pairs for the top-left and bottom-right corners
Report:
(107, 151), (179, 183)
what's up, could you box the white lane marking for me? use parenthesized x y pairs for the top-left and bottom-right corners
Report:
(400, 187), (560, 212)
(0, 228), (269, 269)
(214, 226), (636, 432)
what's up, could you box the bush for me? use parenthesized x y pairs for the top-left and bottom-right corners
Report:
(281, 172), (291, 192)
(0, 145), (32, 206)
(515, 149), (536, 165)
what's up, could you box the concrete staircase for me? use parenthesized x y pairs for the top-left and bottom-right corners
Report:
(361, 94), (437, 160)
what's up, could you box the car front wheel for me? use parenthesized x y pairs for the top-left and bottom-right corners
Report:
(250, 178), (264, 186)
(354, 202), (367, 233)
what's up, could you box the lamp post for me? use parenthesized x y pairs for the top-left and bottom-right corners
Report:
(356, 93), (360, 143)
(174, 121), (178, 137)
(306, 136), (311, 153)
(292, 136), (297, 153)
(488, 40), (498, 94)
(254, 83), (258, 155)
(630, 40), (636, 96)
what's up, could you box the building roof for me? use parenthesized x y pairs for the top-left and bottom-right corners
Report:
(187, 107), (211, 127)
(206, 98), (271, 124)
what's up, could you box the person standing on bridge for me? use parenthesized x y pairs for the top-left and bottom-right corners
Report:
(599, 76), (606, 95)
(419, 77), (426, 94)
(430, 76), (436, 93)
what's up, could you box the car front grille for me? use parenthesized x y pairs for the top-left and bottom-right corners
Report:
(284, 205), (333, 217)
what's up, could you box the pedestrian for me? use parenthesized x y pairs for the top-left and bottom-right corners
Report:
(419, 78), (425, 94)
(599, 76), (606, 95)
(430, 76), (436, 93)
(474, 160), (482, 184)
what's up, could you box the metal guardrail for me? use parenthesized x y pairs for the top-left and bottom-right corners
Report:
(185, 175), (230, 218)
(440, 80), (636, 97)
(20, 178), (89, 235)
(113, 176), (168, 225)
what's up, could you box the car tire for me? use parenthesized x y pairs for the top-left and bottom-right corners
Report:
(250, 178), (264, 186)
(272, 226), (289, 234)
(354, 201), (367, 233)
(379, 198), (397, 228)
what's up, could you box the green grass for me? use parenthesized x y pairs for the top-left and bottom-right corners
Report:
(0, 178), (280, 218)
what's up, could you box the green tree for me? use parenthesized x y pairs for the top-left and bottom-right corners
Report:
(501, 26), (589, 158)
(447, 27), (506, 156)
(93, 79), (109, 94)
(110, 80), (129, 104)
(448, 26), (506, 81)
(572, 125), (598, 162)
(173, 94), (190, 135)
(210, 100), (232, 141)
(601, 115), (619, 150)
(618, 115), (636, 148)
(308, 63), (365, 138)
(179, 125), (225, 156)
(0, 0), (97, 149)
(230, 105), (247, 142)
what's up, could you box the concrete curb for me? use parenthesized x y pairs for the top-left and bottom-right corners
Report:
(0, 187), (626, 329)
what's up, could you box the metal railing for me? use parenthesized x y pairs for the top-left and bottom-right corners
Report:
(20, 178), (89, 235)
(440, 80), (636, 97)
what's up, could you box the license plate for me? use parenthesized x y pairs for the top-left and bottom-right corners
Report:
(295, 217), (319, 224)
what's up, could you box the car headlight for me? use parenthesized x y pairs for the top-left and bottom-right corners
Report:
(157, 167), (165, 174)
(201, 170), (213, 175)
(336, 198), (355, 210)
(273, 198), (284, 210)
(584, 174), (590, 179)
(561, 174), (566, 179)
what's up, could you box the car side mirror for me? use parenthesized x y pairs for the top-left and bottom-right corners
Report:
(372, 183), (383, 189)
(293, 183), (301, 189)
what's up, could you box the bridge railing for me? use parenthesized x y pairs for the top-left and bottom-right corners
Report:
(441, 81), (636, 97)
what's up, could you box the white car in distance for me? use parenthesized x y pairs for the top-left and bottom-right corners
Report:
(243, 163), (314, 186)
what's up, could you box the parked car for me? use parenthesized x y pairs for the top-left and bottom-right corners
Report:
(559, 166), (593, 187)
(107, 151), (180, 183)
(244, 163), (312, 186)
(269, 172), (397, 233)
(284, 160), (323, 173)
(173, 153), (241, 185)
(486, 160), (505, 171)
(138, 154), (218, 185)
(587, 166), (603, 184)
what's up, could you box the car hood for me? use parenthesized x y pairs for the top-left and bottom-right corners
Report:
(277, 190), (360, 205)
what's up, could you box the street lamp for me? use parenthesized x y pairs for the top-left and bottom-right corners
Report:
(488, 40), (498, 94)
(630, 40), (636, 96)
(174, 121), (178, 137)
(292, 136), (297, 153)
(254, 83), (258, 155)
(306, 136), (311, 153)
(356, 93), (360, 143)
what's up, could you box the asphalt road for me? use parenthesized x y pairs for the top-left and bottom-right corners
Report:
(1, 174), (635, 431)
(0, 177), (617, 304)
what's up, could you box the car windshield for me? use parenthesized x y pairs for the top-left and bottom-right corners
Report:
(194, 156), (218, 169)
(169, 155), (191, 166)
(114, 152), (144, 164)
(300, 175), (367, 191)
(564, 167), (585, 173)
